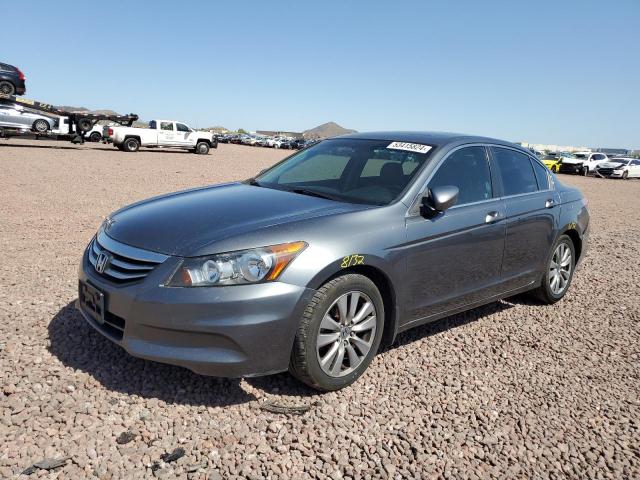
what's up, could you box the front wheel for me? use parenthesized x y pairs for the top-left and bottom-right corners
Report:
(122, 137), (140, 152)
(622, 171), (629, 180)
(290, 274), (384, 391)
(531, 235), (575, 304)
(194, 141), (210, 154)
(32, 119), (50, 133)
(89, 132), (102, 142)
(581, 167), (589, 176)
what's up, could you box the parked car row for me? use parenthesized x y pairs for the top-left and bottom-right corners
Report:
(538, 150), (639, 180)
(216, 133), (319, 150)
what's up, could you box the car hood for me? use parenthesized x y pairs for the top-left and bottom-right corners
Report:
(561, 158), (582, 164)
(597, 162), (625, 169)
(104, 183), (364, 256)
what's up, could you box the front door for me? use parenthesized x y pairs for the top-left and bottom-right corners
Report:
(175, 122), (195, 147)
(404, 145), (506, 324)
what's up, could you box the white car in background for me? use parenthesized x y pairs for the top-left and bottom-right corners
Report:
(85, 125), (104, 142)
(594, 158), (640, 179)
(573, 151), (609, 173)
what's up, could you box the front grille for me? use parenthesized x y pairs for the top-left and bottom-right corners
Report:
(88, 231), (168, 283)
(559, 164), (580, 173)
(597, 168), (614, 175)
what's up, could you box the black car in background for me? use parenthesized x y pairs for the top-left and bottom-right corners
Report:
(0, 62), (26, 96)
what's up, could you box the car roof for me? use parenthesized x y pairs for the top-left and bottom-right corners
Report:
(336, 131), (521, 149)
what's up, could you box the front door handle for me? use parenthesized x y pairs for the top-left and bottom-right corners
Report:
(545, 199), (555, 208)
(485, 211), (501, 223)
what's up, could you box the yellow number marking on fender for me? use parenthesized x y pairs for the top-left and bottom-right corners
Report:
(341, 254), (365, 268)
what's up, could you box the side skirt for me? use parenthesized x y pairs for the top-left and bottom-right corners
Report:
(395, 280), (537, 335)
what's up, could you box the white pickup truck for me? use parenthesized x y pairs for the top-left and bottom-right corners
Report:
(105, 120), (217, 154)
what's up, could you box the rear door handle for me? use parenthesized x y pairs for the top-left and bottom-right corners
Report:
(545, 199), (555, 208)
(485, 211), (501, 223)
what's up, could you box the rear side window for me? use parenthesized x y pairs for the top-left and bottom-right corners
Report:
(429, 146), (493, 205)
(491, 147), (538, 196)
(531, 159), (550, 190)
(160, 122), (173, 131)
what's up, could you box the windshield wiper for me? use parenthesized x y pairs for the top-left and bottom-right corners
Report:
(288, 187), (343, 202)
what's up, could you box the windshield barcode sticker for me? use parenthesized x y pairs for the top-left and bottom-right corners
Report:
(387, 142), (432, 154)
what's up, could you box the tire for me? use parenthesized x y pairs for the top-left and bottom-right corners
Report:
(195, 141), (210, 155)
(32, 119), (50, 133)
(530, 234), (576, 304)
(290, 274), (384, 391)
(622, 171), (629, 180)
(551, 165), (557, 173)
(581, 166), (589, 176)
(89, 132), (102, 142)
(77, 118), (94, 132)
(0, 80), (15, 96)
(123, 137), (140, 152)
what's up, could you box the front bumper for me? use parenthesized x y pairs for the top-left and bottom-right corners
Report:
(559, 164), (584, 174)
(78, 249), (315, 377)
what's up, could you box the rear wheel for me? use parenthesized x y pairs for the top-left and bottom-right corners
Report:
(0, 81), (15, 96)
(290, 274), (384, 391)
(194, 141), (210, 154)
(32, 119), (49, 133)
(123, 137), (140, 152)
(531, 235), (575, 304)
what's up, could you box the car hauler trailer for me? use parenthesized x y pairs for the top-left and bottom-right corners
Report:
(0, 93), (138, 143)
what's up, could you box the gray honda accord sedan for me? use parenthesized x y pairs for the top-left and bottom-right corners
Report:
(78, 132), (589, 391)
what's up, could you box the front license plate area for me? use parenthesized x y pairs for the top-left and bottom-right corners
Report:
(79, 280), (105, 325)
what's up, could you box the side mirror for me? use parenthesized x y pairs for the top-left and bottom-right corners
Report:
(420, 185), (459, 217)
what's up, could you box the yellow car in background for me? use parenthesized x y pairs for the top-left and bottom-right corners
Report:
(542, 154), (562, 173)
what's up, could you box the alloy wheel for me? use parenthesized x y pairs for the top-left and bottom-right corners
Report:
(549, 243), (572, 295)
(0, 81), (15, 95)
(316, 291), (377, 377)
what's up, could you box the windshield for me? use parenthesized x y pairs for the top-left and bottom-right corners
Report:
(255, 138), (434, 205)
(612, 160), (629, 167)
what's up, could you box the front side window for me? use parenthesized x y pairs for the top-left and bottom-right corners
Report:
(256, 138), (433, 205)
(176, 123), (190, 132)
(531, 158), (551, 190)
(428, 146), (492, 206)
(491, 147), (538, 196)
(160, 122), (173, 131)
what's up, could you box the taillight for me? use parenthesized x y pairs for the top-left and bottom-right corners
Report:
(16, 68), (25, 81)
(108, 128), (113, 136)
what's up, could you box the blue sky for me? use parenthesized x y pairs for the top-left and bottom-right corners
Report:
(2, 0), (639, 148)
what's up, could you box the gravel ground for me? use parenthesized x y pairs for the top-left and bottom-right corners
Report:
(1, 138), (638, 479)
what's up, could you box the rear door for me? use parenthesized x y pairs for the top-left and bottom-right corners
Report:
(157, 121), (177, 146)
(490, 146), (559, 290)
(404, 145), (506, 322)
(631, 160), (640, 177)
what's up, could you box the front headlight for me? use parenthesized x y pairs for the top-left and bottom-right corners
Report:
(165, 241), (307, 287)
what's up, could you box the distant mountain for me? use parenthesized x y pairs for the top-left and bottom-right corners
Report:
(303, 121), (356, 139)
(55, 105), (121, 116)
